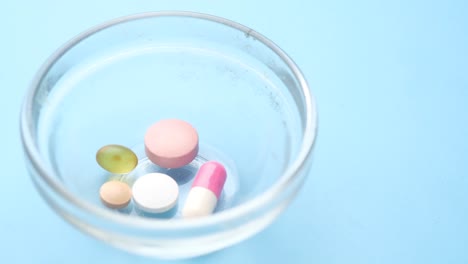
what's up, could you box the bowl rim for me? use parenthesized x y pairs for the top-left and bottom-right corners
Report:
(20, 11), (317, 230)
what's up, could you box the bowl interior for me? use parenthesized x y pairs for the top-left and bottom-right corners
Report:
(32, 15), (306, 219)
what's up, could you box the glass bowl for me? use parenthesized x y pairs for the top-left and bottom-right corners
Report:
(20, 11), (317, 259)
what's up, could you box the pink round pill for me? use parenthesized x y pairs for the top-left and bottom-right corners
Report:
(144, 119), (199, 168)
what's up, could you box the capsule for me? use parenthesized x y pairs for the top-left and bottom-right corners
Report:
(182, 161), (227, 218)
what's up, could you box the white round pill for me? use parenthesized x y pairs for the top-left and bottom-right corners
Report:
(132, 173), (179, 213)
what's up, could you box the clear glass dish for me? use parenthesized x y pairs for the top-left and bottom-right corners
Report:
(20, 11), (317, 259)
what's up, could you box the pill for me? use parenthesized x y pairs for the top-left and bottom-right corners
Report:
(99, 181), (132, 209)
(144, 119), (199, 168)
(182, 161), (227, 218)
(132, 173), (179, 213)
(96, 144), (138, 173)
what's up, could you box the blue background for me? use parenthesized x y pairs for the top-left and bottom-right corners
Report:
(2, 1), (468, 263)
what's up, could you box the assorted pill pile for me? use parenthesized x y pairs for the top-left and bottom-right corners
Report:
(96, 119), (226, 219)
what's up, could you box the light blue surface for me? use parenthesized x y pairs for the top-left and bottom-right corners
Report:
(3, 0), (468, 263)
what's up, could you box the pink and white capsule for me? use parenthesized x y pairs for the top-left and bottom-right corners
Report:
(182, 161), (227, 218)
